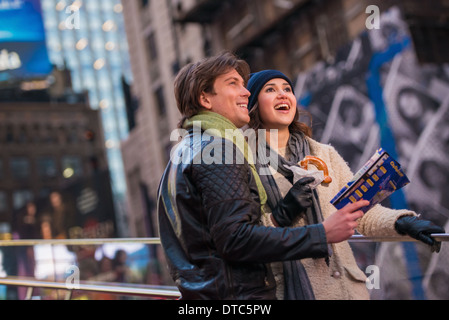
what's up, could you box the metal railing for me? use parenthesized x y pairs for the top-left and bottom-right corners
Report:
(0, 237), (179, 300)
(0, 276), (180, 300)
(0, 237), (162, 247)
(348, 233), (449, 243)
(0, 234), (447, 247)
(0, 234), (447, 300)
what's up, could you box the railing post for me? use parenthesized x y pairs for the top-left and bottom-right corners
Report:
(25, 287), (33, 300)
(64, 290), (73, 300)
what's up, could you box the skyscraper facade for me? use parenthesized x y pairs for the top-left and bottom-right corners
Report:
(120, 0), (204, 237)
(40, 0), (133, 236)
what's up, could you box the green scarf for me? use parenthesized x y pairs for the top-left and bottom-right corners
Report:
(183, 111), (267, 209)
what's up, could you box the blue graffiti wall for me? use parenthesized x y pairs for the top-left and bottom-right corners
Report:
(296, 7), (449, 299)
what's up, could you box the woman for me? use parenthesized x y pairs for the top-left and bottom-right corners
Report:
(246, 69), (444, 300)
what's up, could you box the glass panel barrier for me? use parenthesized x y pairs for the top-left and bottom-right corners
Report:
(350, 234), (449, 300)
(0, 238), (177, 300)
(0, 235), (447, 300)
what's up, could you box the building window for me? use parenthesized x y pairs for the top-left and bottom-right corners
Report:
(409, 24), (449, 64)
(140, 0), (149, 8)
(5, 125), (14, 143)
(0, 191), (7, 212)
(67, 126), (79, 144)
(146, 32), (158, 62)
(154, 86), (167, 116)
(62, 156), (83, 179)
(13, 190), (33, 210)
(37, 157), (57, 179)
(42, 125), (56, 144)
(31, 124), (41, 143)
(38, 188), (51, 200)
(17, 125), (28, 144)
(10, 157), (30, 181)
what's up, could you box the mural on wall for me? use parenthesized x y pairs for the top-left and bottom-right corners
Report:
(295, 7), (449, 299)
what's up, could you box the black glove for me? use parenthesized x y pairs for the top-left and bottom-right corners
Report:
(395, 215), (445, 253)
(271, 177), (315, 227)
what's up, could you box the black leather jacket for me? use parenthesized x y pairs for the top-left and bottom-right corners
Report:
(157, 129), (329, 299)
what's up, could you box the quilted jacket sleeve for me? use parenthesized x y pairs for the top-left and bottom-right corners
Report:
(190, 140), (329, 263)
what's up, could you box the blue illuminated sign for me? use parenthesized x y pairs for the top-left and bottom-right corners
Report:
(0, 0), (52, 83)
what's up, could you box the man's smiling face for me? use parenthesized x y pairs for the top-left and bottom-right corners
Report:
(200, 69), (251, 128)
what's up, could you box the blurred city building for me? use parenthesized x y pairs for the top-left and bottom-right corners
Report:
(0, 67), (116, 241)
(0, 0), (118, 240)
(173, 0), (395, 76)
(174, 0), (449, 75)
(120, 0), (204, 237)
(39, 0), (133, 237)
(121, 0), (449, 299)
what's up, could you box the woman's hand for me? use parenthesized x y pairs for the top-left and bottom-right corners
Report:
(271, 177), (315, 227)
(395, 215), (445, 252)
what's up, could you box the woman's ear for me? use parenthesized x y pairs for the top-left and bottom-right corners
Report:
(199, 91), (212, 110)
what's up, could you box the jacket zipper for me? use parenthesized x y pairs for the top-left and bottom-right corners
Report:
(225, 265), (236, 299)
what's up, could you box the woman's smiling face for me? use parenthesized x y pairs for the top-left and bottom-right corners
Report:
(257, 78), (297, 130)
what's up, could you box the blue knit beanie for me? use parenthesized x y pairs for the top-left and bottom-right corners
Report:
(247, 70), (294, 111)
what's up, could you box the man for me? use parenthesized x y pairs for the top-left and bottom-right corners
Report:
(157, 52), (368, 300)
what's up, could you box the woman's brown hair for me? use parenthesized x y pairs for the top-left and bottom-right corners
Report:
(174, 51), (250, 128)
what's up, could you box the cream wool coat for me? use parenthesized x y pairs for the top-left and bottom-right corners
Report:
(262, 137), (416, 300)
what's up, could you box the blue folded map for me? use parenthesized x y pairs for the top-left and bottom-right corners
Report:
(330, 148), (410, 213)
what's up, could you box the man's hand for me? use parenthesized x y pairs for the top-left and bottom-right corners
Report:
(322, 200), (369, 243)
